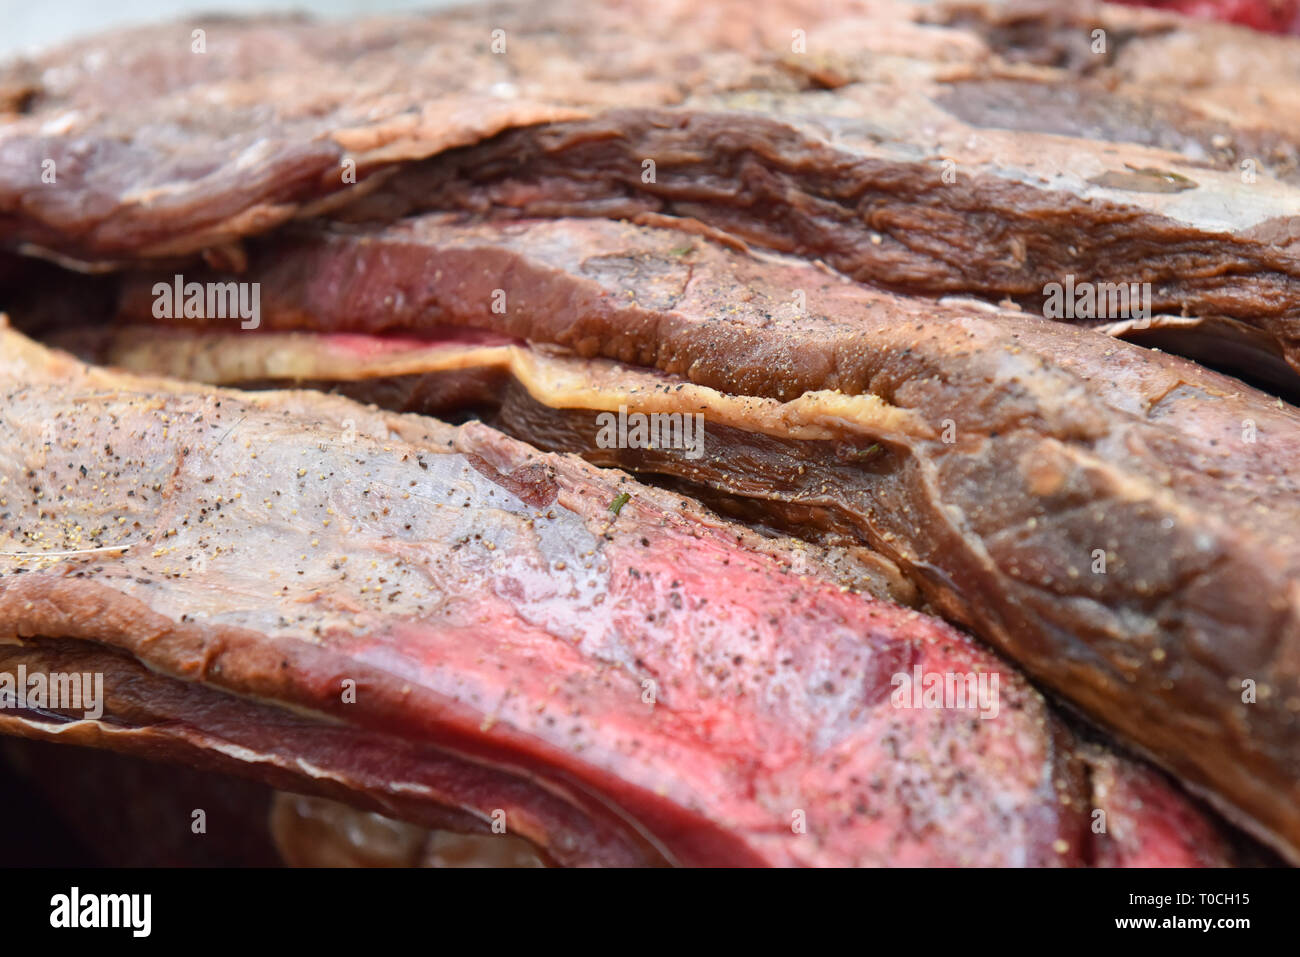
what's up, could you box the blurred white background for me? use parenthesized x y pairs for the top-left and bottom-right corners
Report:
(0, 0), (467, 58)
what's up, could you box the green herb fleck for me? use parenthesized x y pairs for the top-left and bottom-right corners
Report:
(844, 443), (882, 462)
(609, 492), (631, 516)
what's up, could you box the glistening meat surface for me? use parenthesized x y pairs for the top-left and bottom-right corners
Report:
(0, 325), (1232, 866)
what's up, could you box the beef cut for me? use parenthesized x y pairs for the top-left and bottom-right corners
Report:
(68, 213), (1300, 862)
(1, 324), (1236, 866)
(352, 97), (1300, 386)
(2, 0), (1299, 870)
(3, 0), (1300, 385)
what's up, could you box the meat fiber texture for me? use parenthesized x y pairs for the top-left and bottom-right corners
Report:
(67, 214), (1300, 863)
(0, 0), (1296, 867)
(0, 325), (1231, 867)
(3, 0), (1300, 384)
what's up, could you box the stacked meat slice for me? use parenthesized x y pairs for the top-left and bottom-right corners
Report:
(0, 326), (1234, 866)
(1, 0), (1298, 866)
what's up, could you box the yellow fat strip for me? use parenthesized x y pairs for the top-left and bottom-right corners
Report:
(99, 328), (935, 442)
